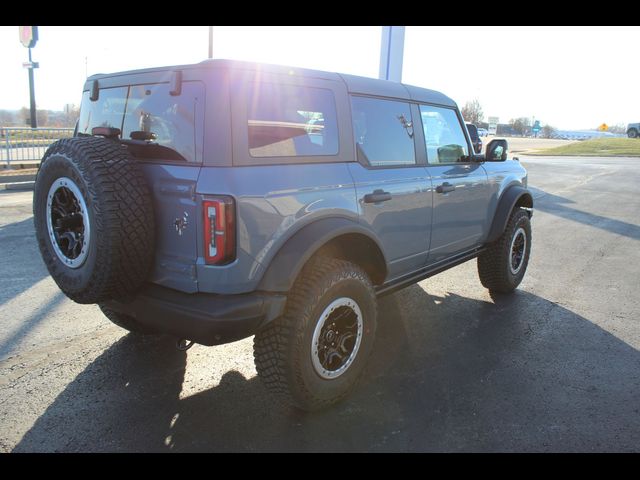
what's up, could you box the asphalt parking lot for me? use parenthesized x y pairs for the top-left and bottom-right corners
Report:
(1, 155), (639, 452)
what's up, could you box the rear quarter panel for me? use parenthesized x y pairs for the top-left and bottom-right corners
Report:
(195, 163), (358, 294)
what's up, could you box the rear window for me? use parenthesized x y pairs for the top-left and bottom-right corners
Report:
(247, 83), (338, 158)
(77, 81), (204, 163)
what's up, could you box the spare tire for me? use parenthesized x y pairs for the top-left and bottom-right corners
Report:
(33, 136), (155, 304)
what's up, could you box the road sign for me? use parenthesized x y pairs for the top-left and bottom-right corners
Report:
(598, 123), (608, 132)
(488, 116), (499, 135)
(19, 26), (38, 49)
(532, 120), (541, 133)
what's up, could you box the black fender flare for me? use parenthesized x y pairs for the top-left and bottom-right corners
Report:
(258, 217), (387, 293)
(486, 186), (533, 244)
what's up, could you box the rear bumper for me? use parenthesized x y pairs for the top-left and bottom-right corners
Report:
(102, 284), (287, 346)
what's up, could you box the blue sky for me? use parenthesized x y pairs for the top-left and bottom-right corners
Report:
(1, 26), (638, 130)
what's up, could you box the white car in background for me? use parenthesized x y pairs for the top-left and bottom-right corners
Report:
(478, 127), (489, 137)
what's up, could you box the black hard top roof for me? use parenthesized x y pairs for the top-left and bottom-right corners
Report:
(86, 59), (457, 107)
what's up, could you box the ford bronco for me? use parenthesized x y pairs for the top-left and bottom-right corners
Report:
(33, 59), (533, 411)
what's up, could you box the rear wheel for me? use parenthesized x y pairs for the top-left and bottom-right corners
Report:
(478, 208), (532, 293)
(628, 129), (638, 138)
(253, 257), (377, 411)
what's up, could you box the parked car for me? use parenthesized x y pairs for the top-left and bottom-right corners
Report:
(478, 127), (489, 137)
(466, 122), (483, 153)
(33, 59), (533, 411)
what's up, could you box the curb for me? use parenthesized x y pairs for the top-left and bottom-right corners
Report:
(0, 181), (35, 191)
(0, 174), (36, 184)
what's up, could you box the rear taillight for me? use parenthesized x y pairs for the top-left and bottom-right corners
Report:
(203, 197), (235, 265)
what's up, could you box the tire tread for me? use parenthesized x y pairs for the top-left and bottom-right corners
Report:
(253, 256), (376, 411)
(34, 137), (155, 303)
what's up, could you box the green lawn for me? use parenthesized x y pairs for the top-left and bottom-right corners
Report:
(533, 137), (640, 156)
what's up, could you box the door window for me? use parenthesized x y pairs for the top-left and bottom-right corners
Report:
(419, 105), (470, 164)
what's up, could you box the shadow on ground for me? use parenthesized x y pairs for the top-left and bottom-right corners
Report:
(531, 187), (640, 241)
(13, 285), (640, 452)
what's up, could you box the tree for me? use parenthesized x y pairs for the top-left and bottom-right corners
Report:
(509, 117), (532, 136)
(19, 106), (49, 127)
(542, 124), (557, 139)
(0, 110), (16, 126)
(606, 124), (627, 134)
(461, 99), (484, 126)
(61, 104), (80, 128)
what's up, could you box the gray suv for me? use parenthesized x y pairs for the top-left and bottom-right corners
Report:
(33, 60), (533, 411)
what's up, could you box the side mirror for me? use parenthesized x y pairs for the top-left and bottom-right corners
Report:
(486, 139), (509, 161)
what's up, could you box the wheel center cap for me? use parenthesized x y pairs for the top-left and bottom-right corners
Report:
(325, 330), (336, 342)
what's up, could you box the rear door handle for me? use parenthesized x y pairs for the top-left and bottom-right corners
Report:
(436, 182), (456, 194)
(363, 189), (392, 203)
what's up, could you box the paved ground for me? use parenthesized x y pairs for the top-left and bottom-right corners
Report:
(1, 155), (639, 452)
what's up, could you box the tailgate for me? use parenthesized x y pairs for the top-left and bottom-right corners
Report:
(141, 164), (201, 293)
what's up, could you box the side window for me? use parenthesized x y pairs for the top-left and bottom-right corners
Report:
(351, 96), (416, 167)
(247, 83), (338, 158)
(420, 105), (470, 164)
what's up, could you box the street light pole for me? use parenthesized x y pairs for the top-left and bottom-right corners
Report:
(27, 47), (37, 128)
(19, 26), (39, 128)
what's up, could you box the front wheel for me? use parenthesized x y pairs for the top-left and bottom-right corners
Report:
(628, 129), (638, 139)
(478, 208), (532, 293)
(253, 257), (377, 411)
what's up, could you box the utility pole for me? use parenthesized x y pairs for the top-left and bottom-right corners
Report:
(208, 26), (213, 59)
(379, 26), (405, 82)
(19, 26), (39, 128)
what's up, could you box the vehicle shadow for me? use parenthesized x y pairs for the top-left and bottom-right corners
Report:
(13, 284), (640, 452)
(530, 186), (640, 241)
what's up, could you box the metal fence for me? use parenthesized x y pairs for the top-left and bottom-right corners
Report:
(1, 127), (74, 167)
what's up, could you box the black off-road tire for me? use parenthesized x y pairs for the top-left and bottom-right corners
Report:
(98, 304), (156, 335)
(628, 129), (638, 139)
(253, 257), (377, 411)
(478, 208), (531, 294)
(33, 137), (155, 304)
